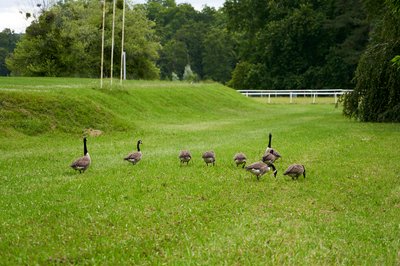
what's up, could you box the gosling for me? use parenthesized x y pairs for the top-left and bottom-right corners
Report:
(202, 151), (215, 166)
(233, 152), (247, 168)
(179, 150), (192, 165)
(283, 164), (306, 180)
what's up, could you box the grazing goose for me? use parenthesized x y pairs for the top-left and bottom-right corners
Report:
(233, 152), (247, 168)
(245, 161), (277, 180)
(283, 164), (306, 180)
(264, 133), (281, 160)
(70, 137), (91, 173)
(124, 139), (142, 165)
(179, 150), (192, 165)
(202, 151), (215, 166)
(262, 149), (277, 165)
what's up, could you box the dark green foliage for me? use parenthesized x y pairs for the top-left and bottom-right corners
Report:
(144, 1), (236, 82)
(203, 27), (237, 83)
(343, 0), (400, 122)
(224, 0), (369, 89)
(0, 29), (21, 76)
(227, 61), (254, 90)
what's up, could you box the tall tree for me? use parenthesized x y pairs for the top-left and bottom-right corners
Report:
(143, 1), (235, 81)
(203, 27), (237, 83)
(224, 0), (369, 89)
(343, 0), (400, 122)
(0, 29), (21, 76)
(7, 0), (160, 79)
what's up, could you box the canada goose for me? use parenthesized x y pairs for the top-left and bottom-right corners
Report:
(245, 161), (277, 180)
(70, 137), (91, 173)
(202, 151), (215, 166)
(262, 149), (277, 165)
(233, 152), (247, 168)
(179, 150), (192, 165)
(283, 164), (306, 180)
(124, 140), (142, 165)
(264, 133), (281, 159)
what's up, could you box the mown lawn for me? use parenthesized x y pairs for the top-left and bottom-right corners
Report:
(0, 78), (399, 264)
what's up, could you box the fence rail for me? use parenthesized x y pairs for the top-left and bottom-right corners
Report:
(237, 89), (353, 104)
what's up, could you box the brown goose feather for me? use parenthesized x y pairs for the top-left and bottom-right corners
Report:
(283, 164), (306, 179)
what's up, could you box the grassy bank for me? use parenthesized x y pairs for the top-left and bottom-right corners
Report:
(0, 77), (399, 264)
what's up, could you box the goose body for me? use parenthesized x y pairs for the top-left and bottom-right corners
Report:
(124, 140), (142, 165)
(283, 164), (306, 179)
(265, 133), (281, 159)
(262, 149), (277, 165)
(179, 150), (192, 165)
(202, 151), (215, 166)
(233, 152), (247, 168)
(245, 161), (277, 180)
(71, 137), (91, 173)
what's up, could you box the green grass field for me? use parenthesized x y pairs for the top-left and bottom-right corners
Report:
(252, 96), (340, 104)
(1, 77), (399, 264)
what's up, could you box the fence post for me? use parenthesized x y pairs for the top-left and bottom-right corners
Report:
(334, 93), (337, 104)
(313, 93), (316, 104)
(268, 93), (271, 103)
(290, 92), (293, 103)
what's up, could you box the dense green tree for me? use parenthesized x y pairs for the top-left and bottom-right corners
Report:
(343, 0), (400, 122)
(0, 29), (21, 76)
(158, 39), (188, 79)
(144, 1), (200, 79)
(202, 9), (237, 83)
(143, 1), (235, 82)
(173, 21), (206, 78)
(227, 61), (253, 90)
(224, 0), (369, 89)
(7, 0), (160, 79)
(203, 27), (237, 83)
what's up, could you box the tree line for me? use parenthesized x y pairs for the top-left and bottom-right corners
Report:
(0, 0), (399, 121)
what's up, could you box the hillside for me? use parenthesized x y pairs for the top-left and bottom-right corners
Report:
(0, 78), (260, 136)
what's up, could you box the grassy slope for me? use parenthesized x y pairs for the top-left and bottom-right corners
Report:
(0, 77), (399, 264)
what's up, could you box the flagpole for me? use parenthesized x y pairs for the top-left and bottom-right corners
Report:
(100, 0), (106, 88)
(110, 0), (116, 86)
(120, 0), (126, 84)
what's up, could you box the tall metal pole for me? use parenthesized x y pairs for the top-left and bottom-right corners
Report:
(123, 52), (126, 80)
(100, 0), (106, 88)
(120, 0), (126, 84)
(110, 0), (116, 86)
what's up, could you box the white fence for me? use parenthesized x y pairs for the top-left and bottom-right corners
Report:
(237, 89), (353, 104)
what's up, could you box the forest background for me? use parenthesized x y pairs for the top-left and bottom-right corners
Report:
(0, 0), (399, 121)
